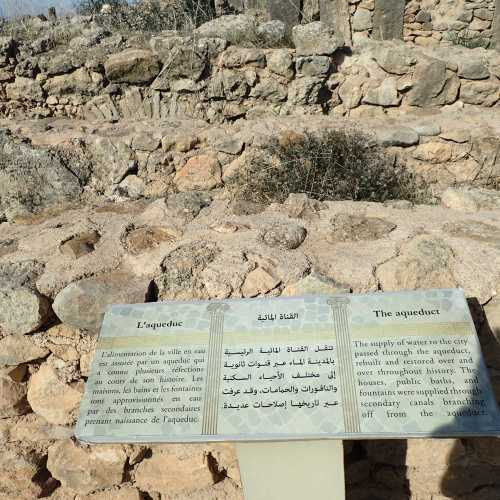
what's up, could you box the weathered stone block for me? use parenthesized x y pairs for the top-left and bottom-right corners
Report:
(320, 0), (352, 45)
(268, 0), (301, 31)
(372, 0), (405, 40)
(493, 0), (500, 51)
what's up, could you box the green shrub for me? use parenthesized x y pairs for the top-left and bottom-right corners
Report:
(443, 30), (489, 49)
(226, 129), (429, 204)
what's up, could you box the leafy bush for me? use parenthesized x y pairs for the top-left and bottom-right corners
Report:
(226, 129), (429, 204)
(443, 30), (489, 49)
(76, 0), (216, 33)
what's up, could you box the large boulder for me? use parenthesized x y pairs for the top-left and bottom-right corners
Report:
(43, 67), (101, 96)
(0, 287), (52, 335)
(53, 272), (150, 333)
(0, 130), (89, 221)
(292, 22), (342, 56)
(376, 235), (457, 290)
(195, 15), (258, 44)
(174, 154), (222, 192)
(155, 241), (220, 301)
(87, 137), (137, 192)
(0, 260), (52, 335)
(47, 440), (127, 495)
(104, 49), (160, 84)
(407, 57), (449, 106)
(5, 77), (44, 101)
(27, 362), (83, 425)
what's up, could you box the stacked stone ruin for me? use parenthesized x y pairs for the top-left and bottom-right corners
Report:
(230, 0), (500, 47)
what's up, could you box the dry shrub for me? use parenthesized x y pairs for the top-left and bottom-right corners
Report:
(226, 129), (429, 204)
(78, 0), (216, 33)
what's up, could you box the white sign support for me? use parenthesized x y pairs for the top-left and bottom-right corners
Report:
(236, 440), (345, 500)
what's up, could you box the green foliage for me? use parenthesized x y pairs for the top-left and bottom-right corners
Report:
(75, 0), (216, 33)
(444, 30), (489, 49)
(226, 129), (429, 204)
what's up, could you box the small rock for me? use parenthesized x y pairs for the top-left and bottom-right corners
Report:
(441, 187), (500, 212)
(377, 127), (419, 147)
(174, 154), (222, 192)
(210, 221), (241, 233)
(377, 235), (457, 290)
(282, 193), (323, 219)
(0, 287), (52, 335)
(132, 134), (161, 152)
(352, 8), (373, 31)
(0, 446), (45, 498)
(261, 222), (307, 250)
(214, 138), (244, 155)
(104, 49), (160, 84)
(407, 58), (447, 106)
(296, 55), (331, 77)
(292, 22), (341, 56)
(362, 77), (400, 106)
(410, 122), (441, 137)
(6, 77), (44, 101)
(48, 440), (127, 495)
(383, 200), (413, 209)
(328, 213), (396, 242)
(165, 191), (213, 222)
(134, 446), (215, 496)
(458, 60), (490, 80)
(0, 373), (29, 418)
(174, 135), (199, 152)
(257, 20), (288, 47)
(123, 226), (175, 254)
(282, 273), (349, 296)
(52, 273), (150, 332)
(9, 413), (75, 443)
(219, 46), (266, 68)
(229, 199), (266, 216)
(155, 241), (220, 301)
(267, 49), (295, 79)
(241, 268), (281, 297)
(117, 175), (145, 199)
(412, 142), (452, 164)
(460, 80), (499, 106)
(373, 47), (416, 75)
(0, 335), (49, 367)
(27, 362), (83, 425)
(60, 230), (100, 259)
(415, 11), (431, 23)
(440, 128), (471, 143)
(195, 15), (258, 44)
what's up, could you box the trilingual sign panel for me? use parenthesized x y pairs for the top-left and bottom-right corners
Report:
(76, 289), (500, 443)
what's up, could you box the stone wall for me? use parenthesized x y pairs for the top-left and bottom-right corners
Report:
(403, 0), (497, 47)
(1, 26), (499, 124)
(228, 0), (500, 49)
(351, 0), (499, 47)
